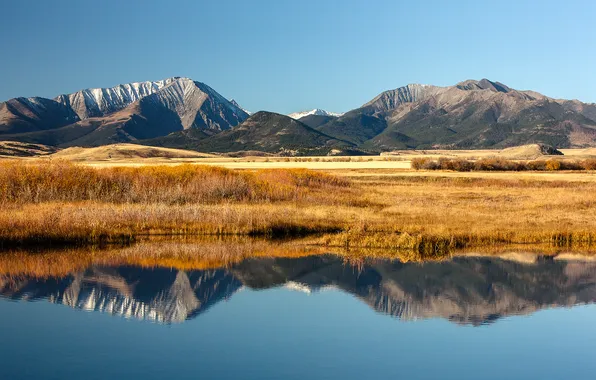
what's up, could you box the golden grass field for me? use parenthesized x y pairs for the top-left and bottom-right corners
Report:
(1, 143), (596, 256)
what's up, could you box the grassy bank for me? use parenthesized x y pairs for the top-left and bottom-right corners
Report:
(1, 161), (596, 251)
(412, 157), (596, 171)
(0, 161), (350, 245)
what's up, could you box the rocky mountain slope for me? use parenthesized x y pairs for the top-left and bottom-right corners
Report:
(0, 97), (79, 134)
(54, 78), (178, 119)
(2, 254), (596, 325)
(2, 77), (596, 152)
(340, 79), (596, 149)
(0, 77), (248, 147)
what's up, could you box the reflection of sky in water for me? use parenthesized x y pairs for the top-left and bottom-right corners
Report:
(1, 287), (596, 380)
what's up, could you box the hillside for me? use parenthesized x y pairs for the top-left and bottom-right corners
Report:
(316, 110), (388, 145)
(0, 141), (57, 157)
(498, 144), (563, 159)
(297, 114), (338, 129)
(144, 111), (353, 154)
(51, 143), (216, 161)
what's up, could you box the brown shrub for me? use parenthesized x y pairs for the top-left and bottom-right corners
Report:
(474, 157), (524, 171)
(411, 158), (426, 170)
(559, 161), (584, 170)
(582, 159), (596, 170)
(413, 157), (596, 172)
(526, 160), (546, 171)
(545, 159), (562, 171)
(411, 158), (439, 170)
(438, 158), (473, 171)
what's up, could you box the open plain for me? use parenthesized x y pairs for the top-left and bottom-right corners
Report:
(1, 143), (595, 255)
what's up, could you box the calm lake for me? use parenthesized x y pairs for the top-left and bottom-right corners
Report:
(1, 252), (596, 379)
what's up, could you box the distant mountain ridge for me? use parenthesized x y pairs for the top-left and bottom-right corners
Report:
(288, 109), (343, 120)
(2, 77), (596, 153)
(145, 111), (351, 154)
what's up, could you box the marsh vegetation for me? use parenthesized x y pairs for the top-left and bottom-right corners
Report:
(1, 160), (595, 252)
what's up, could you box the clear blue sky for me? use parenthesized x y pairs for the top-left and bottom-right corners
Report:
(1, 0), (595, 113)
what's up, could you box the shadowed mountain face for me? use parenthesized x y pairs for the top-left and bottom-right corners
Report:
(144, 111), (352, 154)
(0, 97), (79, 135)
(0, 77), (248, 147)
(296, 114), (338, 129)
(2, 254), (596, 325)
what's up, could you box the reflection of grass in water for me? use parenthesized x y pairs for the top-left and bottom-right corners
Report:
(2, 237), (595, 279)
(0, 239), (327, 278)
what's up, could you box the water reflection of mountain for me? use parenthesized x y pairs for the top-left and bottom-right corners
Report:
(1, 255), (596, 325)
(0, 266), (242, 323)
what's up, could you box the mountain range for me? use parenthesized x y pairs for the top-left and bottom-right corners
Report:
(2, 254), (596, 325)
(0, 77), (247, 148)
(1, 77), (595, 154)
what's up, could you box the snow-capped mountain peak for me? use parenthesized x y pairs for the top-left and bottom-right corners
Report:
(288, 108), (343, 120)
(50, 77), (248, 132)
(54, 77), (181, 119)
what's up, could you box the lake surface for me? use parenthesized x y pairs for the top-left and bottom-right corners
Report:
(1, 252), (596, 379)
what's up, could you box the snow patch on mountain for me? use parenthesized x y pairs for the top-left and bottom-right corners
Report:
(54, 77), (180, 119)
(288, 109), (343, 120)
(50, 77), (249, 134)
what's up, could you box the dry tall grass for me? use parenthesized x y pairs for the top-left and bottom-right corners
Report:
(0, 161), (356, 245)
(0, 160), (347, 204)
(1, 161), (596, 252)
(319, 174), (596, 250)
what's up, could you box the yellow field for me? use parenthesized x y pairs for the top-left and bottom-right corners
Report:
(2, 143), (596, 254)
(12, 143), (594, 171)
